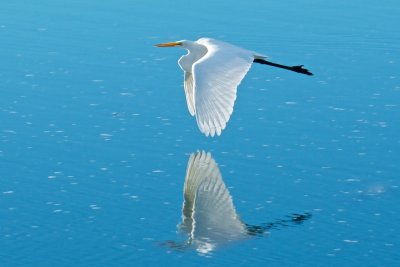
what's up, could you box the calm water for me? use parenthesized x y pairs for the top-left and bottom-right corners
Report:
(1, 0), (399, 266)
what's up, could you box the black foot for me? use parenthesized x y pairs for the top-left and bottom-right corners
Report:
(291, 65), (313, 76)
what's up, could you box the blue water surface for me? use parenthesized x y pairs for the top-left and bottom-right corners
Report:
(1, 0), (399, 266)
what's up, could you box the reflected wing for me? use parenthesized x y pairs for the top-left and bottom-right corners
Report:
(180, 151), (246, 243)
(193, 38), (256, 137)
(184, 72), (195, 116)
(180, 151), (214, 235)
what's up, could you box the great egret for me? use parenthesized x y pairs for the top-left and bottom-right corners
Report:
(155, 38), (313, 137)
(161, 151), (312, 255)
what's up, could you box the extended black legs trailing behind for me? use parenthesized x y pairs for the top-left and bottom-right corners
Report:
(254, 58), (313, 76)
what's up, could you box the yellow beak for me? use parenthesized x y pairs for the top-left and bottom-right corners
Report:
(155, 41), (182, 47)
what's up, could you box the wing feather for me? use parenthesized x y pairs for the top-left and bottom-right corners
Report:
(193, 38), (256, 137)
(184, 72), (196, 116)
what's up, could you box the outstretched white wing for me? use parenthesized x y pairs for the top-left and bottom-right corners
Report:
(180, 151), (246, 245)
(193, 38), (257, 137)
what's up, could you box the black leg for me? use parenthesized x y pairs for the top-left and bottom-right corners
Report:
(254, 58), (313, 76)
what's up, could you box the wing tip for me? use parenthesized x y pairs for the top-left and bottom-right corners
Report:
(197, 119), (226, 137)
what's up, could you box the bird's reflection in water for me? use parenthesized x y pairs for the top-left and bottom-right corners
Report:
(162, 151), (311, 255)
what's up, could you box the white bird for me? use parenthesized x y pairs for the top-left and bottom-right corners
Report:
(155, 38), (312, 137)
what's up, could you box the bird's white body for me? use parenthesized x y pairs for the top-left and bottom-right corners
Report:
(177, 38), (266, 137)
(157, 38), (266, 137)
(178, 38), (266, 137)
